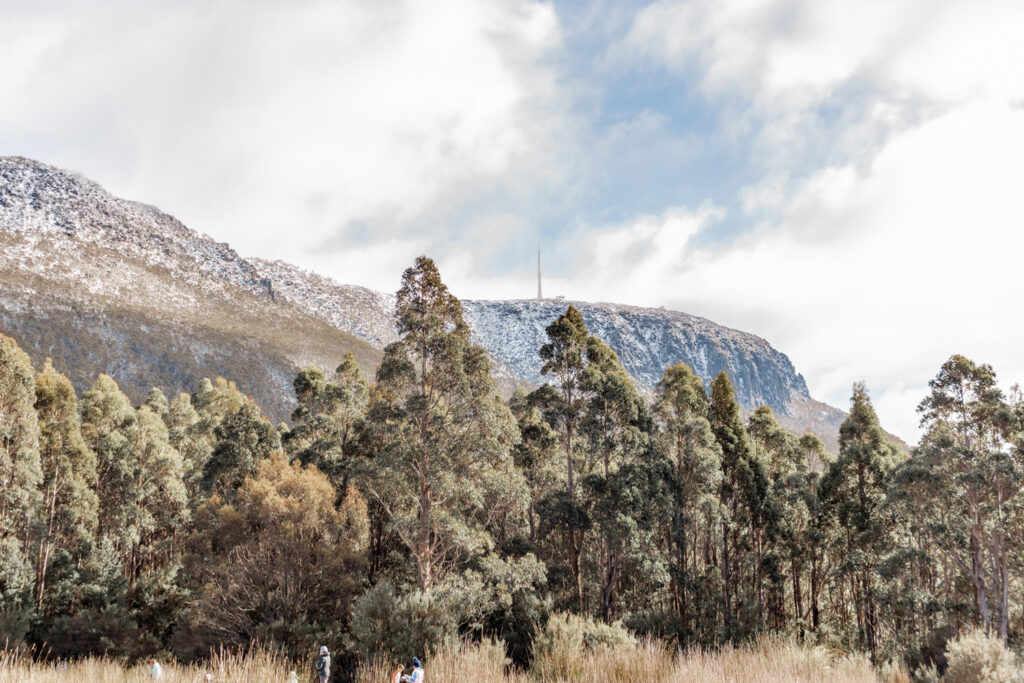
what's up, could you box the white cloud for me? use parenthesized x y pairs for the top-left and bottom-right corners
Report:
(620, 0), (1024, 175)
(623, 0), (1024, 106)
(6, 0), (1023, 446)
(562, 101), (1024, 443)
(0, 0), (568, 291)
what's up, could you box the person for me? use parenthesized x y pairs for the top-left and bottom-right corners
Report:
(148, 658), (163, 679)
(314, 645), (331, 683)
(287, 671), (299, 683)
(391, 667), (403, 683)
(400, 657), (424, 682)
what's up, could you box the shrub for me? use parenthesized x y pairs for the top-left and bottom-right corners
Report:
(944, 629), (1024, 683)
(349, 581), (458, 663)
(531, 612), (636, 680)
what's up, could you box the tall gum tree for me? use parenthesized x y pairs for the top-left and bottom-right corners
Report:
(819, 382), (899, 658)
(535, 305), (602, 613)
(653, 363), (722, 635)
(364, 256), (520, 593)
(33, 360), (99, 613)
(579, 336), (650, 623)
(908, 355), (1018, 641)
(709, 371), (770, 638)
(0, 333), (43, 639)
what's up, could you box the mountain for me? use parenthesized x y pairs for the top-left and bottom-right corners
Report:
(0, 156), (382, 421)
(0, 156), (847, 446)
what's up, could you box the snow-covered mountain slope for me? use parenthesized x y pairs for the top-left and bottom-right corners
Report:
(1, 156), (847, 445)
(461, 300), (808, 411)
(0, 157), (382, 419)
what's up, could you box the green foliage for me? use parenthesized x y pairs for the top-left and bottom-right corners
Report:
(0, 333), (43, 644)
(163, 391), (211, 506)
(820, 383), (899, 656)
(350, 580), (458, 662)
(653, 362), (722, 641)
(285, 353), (368, 496)
(710, 371), (771, 641)
(8, 259), (1024, 679)
(32, 360), (99, 617)
(200, 399), (281, 498)
(358, 256), (522, 593)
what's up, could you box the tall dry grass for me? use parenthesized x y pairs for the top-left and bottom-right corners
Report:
(357, 635), (893, 682)
(1, 637), (906, 682)
(0, 647), (296, 682)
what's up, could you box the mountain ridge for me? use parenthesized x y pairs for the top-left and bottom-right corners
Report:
(0, 156), (848, 446)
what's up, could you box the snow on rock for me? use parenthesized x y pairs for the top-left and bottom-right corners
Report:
(1, 155), (811, 417)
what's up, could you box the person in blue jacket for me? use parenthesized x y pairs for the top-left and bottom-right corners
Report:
(400, 656), (424, 682)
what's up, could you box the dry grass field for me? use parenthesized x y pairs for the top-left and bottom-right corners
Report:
(2, 637), (903, 682)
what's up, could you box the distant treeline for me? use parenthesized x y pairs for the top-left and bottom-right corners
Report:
(1, 256), (1021, 678)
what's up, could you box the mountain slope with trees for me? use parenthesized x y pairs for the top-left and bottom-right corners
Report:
(1, 156), (845, 444)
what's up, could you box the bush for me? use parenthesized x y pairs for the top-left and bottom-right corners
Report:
(531, 612), (636, 680)
(349, 581), (458, 663)
(944, 629), (1024, 683)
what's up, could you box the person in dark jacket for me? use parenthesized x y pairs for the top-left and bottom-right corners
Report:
(314, 645), (331, 682)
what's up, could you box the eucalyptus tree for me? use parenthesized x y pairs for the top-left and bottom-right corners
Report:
(652, 362), (722, 636)
(748, 405), (818, 633)
(900, 355), (1019, 642)
(819, 382), (900, 657)
(285, 352), (369, 496)
(535, 305), (638, 614)
(538, 305), (592, 499)
(0, 333), (43, 641)
(163, 392), (212, 506)
(709, 371), (769, 638)
(509, 387), (563, 546)
(362, 256), (521, 593)
(32, 360), (98, 613)
(80, 375), (189, 589)
(200, 399), (281, 499)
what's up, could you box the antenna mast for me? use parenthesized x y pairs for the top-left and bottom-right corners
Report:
(537, 244), (543, 301)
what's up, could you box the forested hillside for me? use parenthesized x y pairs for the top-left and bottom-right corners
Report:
(2, 256), (1021, 680)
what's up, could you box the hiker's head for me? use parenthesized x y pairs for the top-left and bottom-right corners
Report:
(412, 657), (421, 667)
(149, 659), (156, 665)
(320, 646), (328, 655)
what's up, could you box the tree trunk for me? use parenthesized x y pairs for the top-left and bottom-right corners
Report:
(810, 552), (820, 630)
(721, 519), (731, 633)
(573, 530), (584, 613)
(566, 421), (575, 498)
(792, 561), (803, 638)
(417, 471), (432, 592)
(970, 525), (991, 634)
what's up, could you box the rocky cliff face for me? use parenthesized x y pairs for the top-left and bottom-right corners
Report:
(1, 156), (845, 444)
(461, 300), (809, 414)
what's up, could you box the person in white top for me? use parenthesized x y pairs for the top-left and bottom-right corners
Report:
(148, 659), (163, 679)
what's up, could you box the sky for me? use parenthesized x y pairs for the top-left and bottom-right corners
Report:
(3, 0), (1024, 443)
